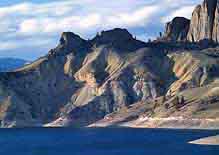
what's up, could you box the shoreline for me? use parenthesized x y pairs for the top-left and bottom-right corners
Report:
(88, 117), (219, 130)
(2, 117), (218, 130)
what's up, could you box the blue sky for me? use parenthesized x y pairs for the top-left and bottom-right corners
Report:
(0, 0), (202, 60)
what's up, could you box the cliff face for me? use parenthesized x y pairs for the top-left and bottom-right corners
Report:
(213, 1), (219, 42)
(165, 0), (219, 43)
(187, 0), (217, 42)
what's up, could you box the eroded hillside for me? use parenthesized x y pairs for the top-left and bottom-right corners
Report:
(1, 0), (219, 128)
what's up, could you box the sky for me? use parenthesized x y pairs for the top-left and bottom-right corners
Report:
(0, 0), (202, 60)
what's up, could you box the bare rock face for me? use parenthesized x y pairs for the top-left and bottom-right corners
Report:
(167, 51), (219, 94)
(163, 17), (190, 41)
(163, 0), (219, 43)
(187, 0), (217, 42)
(133, 79), (157, 101)
(213, 1), (219, 42)
(110, 81), (129, 111)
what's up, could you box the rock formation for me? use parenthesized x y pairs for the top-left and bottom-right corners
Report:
(163, 0), (219, 43)
(187, 0), (218, 42)
(163, 17), (190, 41)
(213, 1), (219, 42)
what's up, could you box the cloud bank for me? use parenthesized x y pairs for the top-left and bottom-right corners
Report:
(0, 0), (202, 60)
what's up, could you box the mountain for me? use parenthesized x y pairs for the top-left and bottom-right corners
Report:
(0, 58), (28, 72)
(0, 0), (219, 128)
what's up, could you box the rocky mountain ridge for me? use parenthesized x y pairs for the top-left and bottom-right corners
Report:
(0, 0), (219, 128)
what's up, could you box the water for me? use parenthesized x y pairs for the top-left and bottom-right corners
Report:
(0, 128), (218, 155)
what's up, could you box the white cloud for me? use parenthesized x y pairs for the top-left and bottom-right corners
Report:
(0, 38), (54, 51)
(17, 3), (159, 36)
(161, 5), (196, 23)
(19, 13), (102, 35)
(79, 14), (101, 28)
(0, 0), (203, 60)
(19, 19), (40, 34)
(107, 5), (159, 27)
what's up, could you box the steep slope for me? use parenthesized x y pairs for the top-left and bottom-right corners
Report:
(167, 50), (219, 94)
(0, 28), (175, 127)
(89, 50), (219, 129)
(0, 32), (89, 127)
(47, 30), (175, 127)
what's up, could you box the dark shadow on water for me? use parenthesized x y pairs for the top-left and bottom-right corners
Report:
(0, 128), (218, 155)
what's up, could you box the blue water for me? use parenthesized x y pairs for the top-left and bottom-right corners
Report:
(0, 128), (218, 155)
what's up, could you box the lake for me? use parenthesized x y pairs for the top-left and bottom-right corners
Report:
(0, 128), (218, 155)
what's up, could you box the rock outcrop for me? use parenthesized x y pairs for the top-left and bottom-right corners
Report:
(187, 0), (218, 42)
(213, 1), (219, 42)
(163, 17), (190, 41)
(163, 0), (219, 44)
